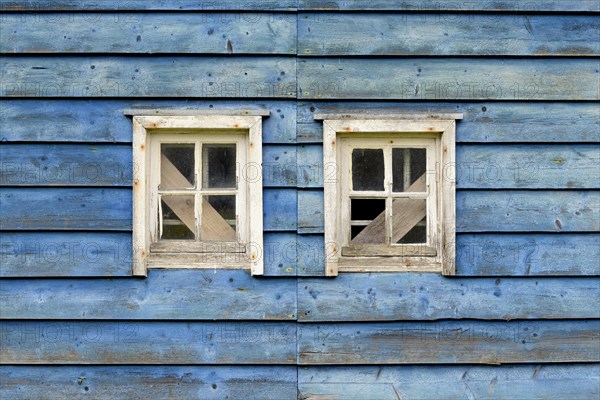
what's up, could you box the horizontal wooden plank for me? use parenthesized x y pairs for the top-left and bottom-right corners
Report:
(0, 0), (297, 11)
(296, 190), (600, 233)
(299, 0), (600, 12)
(0, 232), (132, 277)
(456, 144), (600, 189)
(297, 102), (600, 143)
(299, 365), (600, 400)
(263, 145), (297, 187)
(0, 366), (298, 400)
(457, 233), (600, 276)
(298, 320), (600, 364)
(457, 190), (600, 232)
(1, 13), (296, 54)
(264, 188), (297, 231)
(295, 144), (600, 189)
(1, 57), (296, 98)
(0, 321), (297, 364)
(0, 269), (297, 319)
(0, 144), (132, 186)
(0, 188), (132, 230)
(0, 100), (297, 143)
(298, 190), (323, 234)
(298, 274), (600, 321)
(298, 58), (600, 100)
(300, 14), (599, 56)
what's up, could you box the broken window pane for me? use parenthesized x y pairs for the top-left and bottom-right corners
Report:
(352, 148), (384, 191)
(392, 198), (427, 244)
(202, 195), (237, 241)
(392, 148), (426, 192)
(160, 144), (195, 189)
(202, 144), (237, 189)
(350, 198), (386, 244)
(161, 195), (196, 240)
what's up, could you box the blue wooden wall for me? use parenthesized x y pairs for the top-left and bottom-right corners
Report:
(1, 1), (599, 398)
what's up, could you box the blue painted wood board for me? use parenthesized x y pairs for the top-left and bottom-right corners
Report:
(457, 233), (600, 276)
(0, 366), (298, 400)
(298, 58), (600, 100)
(299, 365), (600, 400)
(0, 144), (132, 186)
(297, 190), (324, 234)
(0, 269), (297, 319)
(299, 14), (600, 56)
(263, 145), (297, 187)
(1, 13), (296, 55)
(298, 320), (600, 364)
(0, 188), (132, 230)
(1, 56), (297, 98)
(263, 232), (297, 276)
(297, 274), (600, 321)
(296, 234), (326, 276)
(299, 1), (600, 12)
(0, 0), (299, 11)
(0, 320), (297, 364)
(0, 232), (132, 277)
(0, 100), (297, 143)
(297, 102), (600, 143)
(263, 188), (297, 231)
(296, 190), (600, 233)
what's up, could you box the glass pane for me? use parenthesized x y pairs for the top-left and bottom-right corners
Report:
(392, 198), (427, 244)
(160, 144), (195, 190)
(202, 195), (237, 241)
(392, 148), (426, 192)
(352, 148), (384, 191)
(161, 195), (196, 240)
(351, 198), (385, 220)
(202, 144), (237, 189)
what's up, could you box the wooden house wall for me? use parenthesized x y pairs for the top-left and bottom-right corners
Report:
(1, 1), (599, 398)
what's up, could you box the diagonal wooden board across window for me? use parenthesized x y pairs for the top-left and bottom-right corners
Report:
(161, 154), (237, 241)
(351, 174), (426, 244)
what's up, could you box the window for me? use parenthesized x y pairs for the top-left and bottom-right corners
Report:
(320, 115), (460, 276)
(131, 114), (264, 276)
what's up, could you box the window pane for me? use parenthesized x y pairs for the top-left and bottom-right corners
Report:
(392, 198), (427, 244)
(352, 148), (384, 191)
(202, 195), (237, 241)
(392, 148), (426, 192)
(160, 144), (195, 190)
(203, 144), (237, 189)
(161, 195), (196, 240)
(351, 198), (385, 220)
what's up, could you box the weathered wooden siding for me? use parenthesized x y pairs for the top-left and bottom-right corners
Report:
(1, 1), (599, 399)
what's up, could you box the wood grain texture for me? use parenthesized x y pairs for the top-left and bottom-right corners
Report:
(0, 366), (297, 400)
(0, 269), (297, 319)
(299, 14), (600, 56)
(0, 144), (132, 186)
(0, 232), (132, 277)
(299, 365), (600, 400)
(263, 188), (297, 231)
(457, 233), (600, 276)
(457, 190), (600, 232)
(299, 0), (600, 12)
(296, 234), (326, 276)
(0, 321), (297, 364)
(263, 145), (297, 187)
(0, 188), (132, 230)
(263, 232), (297, 276)
(298, 190), (324, 234)
(1, 13), (296, 54)
(296, 190), (600, 233)
(1, 57), (296, 98)
(0, 100), (297, 143)
(298, 320), (600, 364)
(297, 58), (600, 100)
(0, 0), (298, 11)
(297, 274), (600, 321)
(297, 102), (600, 143)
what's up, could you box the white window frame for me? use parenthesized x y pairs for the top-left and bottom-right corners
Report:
(132, 115), (263, 276)
(321, 115), (459, 276)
